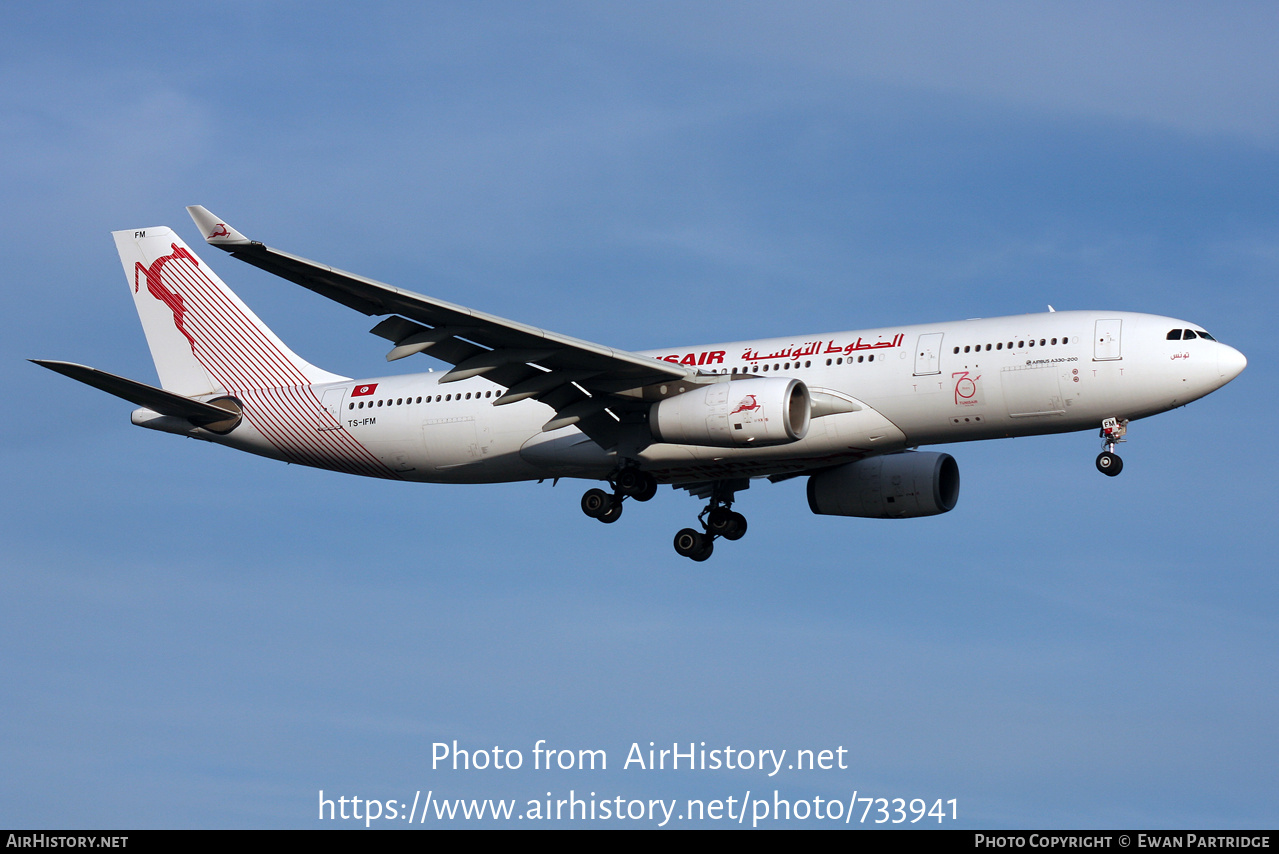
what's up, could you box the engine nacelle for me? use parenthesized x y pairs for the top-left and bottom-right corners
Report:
(807, 452), (960, 519)
(649, 378), (810, 447)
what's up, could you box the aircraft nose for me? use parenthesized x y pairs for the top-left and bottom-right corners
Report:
(1218, 344), (1247, 384)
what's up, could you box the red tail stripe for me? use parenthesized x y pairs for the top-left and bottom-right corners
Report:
(143, 245), (397, 478)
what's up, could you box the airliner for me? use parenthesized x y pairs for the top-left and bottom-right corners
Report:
(34, 207), (1247, 560)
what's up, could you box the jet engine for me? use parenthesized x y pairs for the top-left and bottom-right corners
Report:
(807, 452), (959, 518)
(649, 377), (810, 447)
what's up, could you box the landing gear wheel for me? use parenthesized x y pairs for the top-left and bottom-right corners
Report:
(632, 477), (658, 502)
(598, 501), (623, 523)
(674, 528), (713, 561)
(581, 488), (613, 518)
(707, 508), (747, 540)
(721, 512), (748, 541)
(617, 469), (658, 502)
(1096, 451), (1123, 477)
(706, 507), (735, 537)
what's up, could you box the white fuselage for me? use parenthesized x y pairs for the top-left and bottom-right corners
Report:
(180, 310), (1244, 485)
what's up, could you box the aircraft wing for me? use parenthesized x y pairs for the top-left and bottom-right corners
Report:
(187, 206), (695, 433)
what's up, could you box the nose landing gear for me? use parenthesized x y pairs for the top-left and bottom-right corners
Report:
(1096, 417), (1128, 477)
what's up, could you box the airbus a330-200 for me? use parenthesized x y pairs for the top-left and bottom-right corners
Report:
(35, 207), (1247, 560)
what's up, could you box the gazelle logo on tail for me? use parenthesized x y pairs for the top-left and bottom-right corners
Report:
(207, 223), (230, 239)
(134, 244), (198, 353)
(118, 228), (347, 395)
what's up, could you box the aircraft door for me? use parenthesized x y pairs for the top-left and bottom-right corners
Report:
(318, 387), (346, 430)
(1001, 365), (1066, 418)
(423, 416), (480, 469)
(914, 333), (944, 375)
(1094, 319), (1123, 361)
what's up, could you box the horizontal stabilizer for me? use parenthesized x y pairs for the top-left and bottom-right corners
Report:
(31, 360), (241, 428)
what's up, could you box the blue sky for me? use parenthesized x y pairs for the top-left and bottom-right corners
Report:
(2, 1), (1276, 828)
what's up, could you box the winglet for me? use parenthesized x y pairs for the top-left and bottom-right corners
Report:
(186, 205), (251, 246)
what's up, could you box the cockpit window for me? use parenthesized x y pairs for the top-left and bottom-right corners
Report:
(1197, 330), (1216, 341)
(1167, 329), (1182, 340)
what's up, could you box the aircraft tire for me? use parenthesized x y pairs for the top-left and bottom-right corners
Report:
(599, 501), (623, 523)
(633, 476), (658, 502)
(581, 488), (612, 518)
(1096, 452), (1123, 477)
(618, 469), (658, 501)
(707, 507), (735, 536)
(674, 528), (710, 560)
(721, 512), (748, 541)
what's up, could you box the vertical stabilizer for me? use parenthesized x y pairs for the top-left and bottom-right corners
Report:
(115, 227), (345, 395)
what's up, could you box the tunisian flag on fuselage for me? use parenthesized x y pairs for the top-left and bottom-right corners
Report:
(352, 383), (378, 396)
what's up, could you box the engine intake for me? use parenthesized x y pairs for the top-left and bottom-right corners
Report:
(649, 378), (810, 447)
(807, 452), (960, 518)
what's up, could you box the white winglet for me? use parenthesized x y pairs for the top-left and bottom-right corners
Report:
(186, 205), (251, 246)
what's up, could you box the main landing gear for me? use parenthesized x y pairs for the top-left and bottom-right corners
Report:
(580, 471), (749, 562)
(673, 483), (748, 562)
(1096, 417), (1128, 477)
(580, 467), (658, 525)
